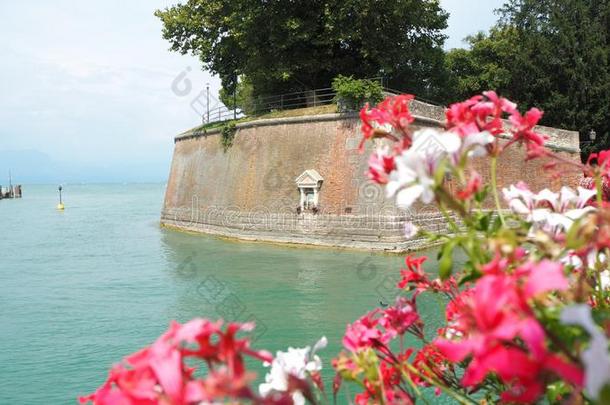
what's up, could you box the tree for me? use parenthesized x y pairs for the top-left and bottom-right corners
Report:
(443, 29), (514, 102)
(155, 0), (449, 102)
(444, 0), (610, 157)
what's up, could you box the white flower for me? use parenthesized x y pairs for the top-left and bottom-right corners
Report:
(562, 250), (602, 269)
(386, 151), (434, 209)
(462, 130), (494, 157)
(503, 183), (596, 236)
(530, 207), (594, 235)
(534, 186), (596, 211)
(386, 129), (461, 209)
(259, 336), (327, 404)
(561, 305), (610, 400)
(533, 188), (560, 209)
(502, 183), (535, 215)
(565, 186), (597, 209)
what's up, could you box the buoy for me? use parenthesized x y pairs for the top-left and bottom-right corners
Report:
(57, 185), (65, 210)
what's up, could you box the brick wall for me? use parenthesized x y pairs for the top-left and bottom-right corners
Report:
(161, 107), (581, 252)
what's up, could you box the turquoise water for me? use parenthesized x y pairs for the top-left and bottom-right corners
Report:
(0, 184), (448, 404)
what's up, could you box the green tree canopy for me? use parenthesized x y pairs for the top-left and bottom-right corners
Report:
(443, 29), (514, 102)
(155, 0), (449, 101)
(444, 0), (610, 156)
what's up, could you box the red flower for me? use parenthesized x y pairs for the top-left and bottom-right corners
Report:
(456, 171), (482, 200)
(509, 108), (548, 157)
(79, 320), (272, 405)
(411, 344), (451, 391)
(358, 95), (415, 151)
(481, 248), (526, 275)
(375, 94), (416, 129)
(444, 287), (475, 331)
(588, 149), (610, 181)
(397, 255), (458, 297)
(397, 255), (428, 290)
(359, 105), (376, 146)
(446, 95), (483, 137)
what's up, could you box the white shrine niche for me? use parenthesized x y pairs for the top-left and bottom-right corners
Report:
(295, 169), (323, 212)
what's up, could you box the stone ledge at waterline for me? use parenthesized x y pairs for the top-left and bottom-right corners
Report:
(161, 101), (581, 252)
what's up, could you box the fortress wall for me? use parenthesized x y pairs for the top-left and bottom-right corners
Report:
(161, 104), (581, 252)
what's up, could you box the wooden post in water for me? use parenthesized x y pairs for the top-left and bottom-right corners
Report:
(8, 170), (13, 198)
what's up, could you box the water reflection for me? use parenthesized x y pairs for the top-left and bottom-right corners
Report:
(158, 227), (457, 399)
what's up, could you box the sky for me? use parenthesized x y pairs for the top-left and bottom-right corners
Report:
(0, 0), (505, 184)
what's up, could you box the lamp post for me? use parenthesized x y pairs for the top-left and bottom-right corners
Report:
(206, 83), (210, 124)
(233, 72), (238, 120)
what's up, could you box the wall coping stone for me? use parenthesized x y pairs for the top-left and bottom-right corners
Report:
(175, 108), (580, 153)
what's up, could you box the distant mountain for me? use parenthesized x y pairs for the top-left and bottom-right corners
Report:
(0, 149), (168, 184)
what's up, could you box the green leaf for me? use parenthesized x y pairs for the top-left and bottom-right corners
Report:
(434, 160), (448, 185)
(438, 240), (456, 280)
(490, 215), (503, 233)
(474, 185), (490, 203)
(458, 270), (481, 285)
(475, 213), (491, 231)
(565, 217), (585, 250)
(598, 384), (610, 404)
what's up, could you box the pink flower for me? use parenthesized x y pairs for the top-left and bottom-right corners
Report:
(342, 310), (388, 352)
(367, 147), (395, 184)
(446, 91), (516, 138)
(380, 297), (421, 338)
(519, 260), (568, 299)
(445, 95), (483, 137)
(434, 267), (580, 402)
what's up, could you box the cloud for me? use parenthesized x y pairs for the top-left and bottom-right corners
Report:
(0, 0), (502, 182)
(0, 0), (219, 182)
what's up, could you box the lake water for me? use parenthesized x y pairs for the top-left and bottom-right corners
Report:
(0, 184), (448, 404)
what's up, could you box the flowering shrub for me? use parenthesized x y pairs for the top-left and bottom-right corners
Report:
(335, 91), (610, 404)
(81, 92), (610, 404)
(79, 319), (326, 404)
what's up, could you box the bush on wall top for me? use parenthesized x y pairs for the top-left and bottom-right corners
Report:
(332, 75), (384, 112)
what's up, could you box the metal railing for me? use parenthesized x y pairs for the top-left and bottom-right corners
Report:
(200, 80), (442, 127)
